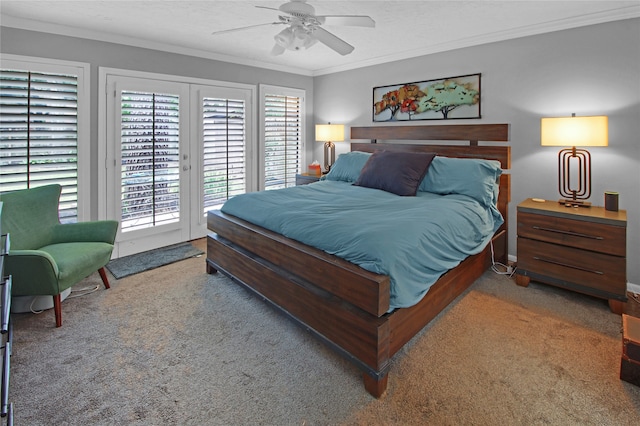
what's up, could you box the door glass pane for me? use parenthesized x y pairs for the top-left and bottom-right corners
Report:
(120, 90), (180, 232)
(202, 97), (246, 212)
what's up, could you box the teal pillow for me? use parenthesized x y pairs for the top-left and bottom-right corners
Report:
(322, 151), (372, 183)
(419, 156), (502, 206)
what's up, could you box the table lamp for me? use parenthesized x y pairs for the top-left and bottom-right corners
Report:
(315, 123), (344, 173)
(540, 114), (608, 207)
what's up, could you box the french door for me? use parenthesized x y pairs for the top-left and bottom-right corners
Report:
(104, 73), (253, 258)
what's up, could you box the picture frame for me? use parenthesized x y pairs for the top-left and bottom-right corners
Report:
(372, 73), (481, 122)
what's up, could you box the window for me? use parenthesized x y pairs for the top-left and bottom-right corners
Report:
(260, 85), (305, 190)
(0, 55), (89, 222)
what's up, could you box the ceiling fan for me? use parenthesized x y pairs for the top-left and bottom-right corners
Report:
(211, 0), (375, 56)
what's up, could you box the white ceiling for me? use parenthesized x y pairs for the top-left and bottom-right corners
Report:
(1, 1), (639, 76)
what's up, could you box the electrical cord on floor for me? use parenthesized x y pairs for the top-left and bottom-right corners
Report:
(29, 284), (100, 314)
(490, 240), (517, 277)
(67, 285), (100, 298)
(29, 297), (44, 315)
(27, 285), (100, 314)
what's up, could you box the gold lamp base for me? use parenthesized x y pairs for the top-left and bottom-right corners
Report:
(323, 140), (335, 173)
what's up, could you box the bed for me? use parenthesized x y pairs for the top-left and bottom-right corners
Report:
(206, 124), (510, 397)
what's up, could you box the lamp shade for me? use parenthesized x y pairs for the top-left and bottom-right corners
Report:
(315, 124), (345, 142)
(541, 116), (608, 147)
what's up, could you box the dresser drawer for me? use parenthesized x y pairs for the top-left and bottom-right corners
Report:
(518, 238), (626, 298)
(518, 211), (625, 256)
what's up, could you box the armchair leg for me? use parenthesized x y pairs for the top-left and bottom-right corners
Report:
(53, 294), (62, 328)
(98, 267), (111, 289)
(52, 267), (109, 328)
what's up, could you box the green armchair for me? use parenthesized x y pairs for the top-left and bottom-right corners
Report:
(0, 184), (118, 327)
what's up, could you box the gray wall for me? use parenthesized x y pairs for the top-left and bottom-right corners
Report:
(314, 18), (640, 287)
(1, 20), (639, 286)
(0, 26), (315, 213)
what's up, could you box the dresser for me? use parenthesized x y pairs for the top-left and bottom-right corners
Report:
(0, 203), (13, 424)
(515, 198), (627, 314)
(295, 173), (321, 186)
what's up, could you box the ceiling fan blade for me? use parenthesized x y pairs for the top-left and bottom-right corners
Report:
(212, 22), (283, 36)
(312, 27), (354, 56)
(317, 15), (375, 28)
(255, 6), (281, 12)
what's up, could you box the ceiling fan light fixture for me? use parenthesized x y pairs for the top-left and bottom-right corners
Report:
(292, 25), (316, 50)
(274, 24), (316, 52)
(302, 35), (317, 49)
(271, 43), (286, 56)
(274, 27), (294, 47)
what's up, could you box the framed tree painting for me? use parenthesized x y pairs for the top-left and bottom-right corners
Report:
(373, 73), (481, 122)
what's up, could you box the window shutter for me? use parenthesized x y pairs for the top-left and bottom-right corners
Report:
(120, 90), (181, 232)
(202, 97), (246, 212)
(264, 94), (301, 190)
(0, 69), (79, 222)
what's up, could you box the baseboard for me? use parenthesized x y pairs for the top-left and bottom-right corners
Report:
(628, 282), (640, 295)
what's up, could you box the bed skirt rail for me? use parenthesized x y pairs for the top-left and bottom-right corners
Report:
(206, 232), (392, 377)
(207, 210), (390, 317)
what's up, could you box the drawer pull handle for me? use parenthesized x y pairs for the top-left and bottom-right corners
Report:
(533, 256), (604, 275)
(532, 226), (603, 240)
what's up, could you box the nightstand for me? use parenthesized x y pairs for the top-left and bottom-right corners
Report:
(295, 173), (321, 186)
(515, 198), (627, 314)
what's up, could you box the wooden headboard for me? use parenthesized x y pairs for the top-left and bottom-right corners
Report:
(351, 123), (509, 143)
(350, 124), (510, 169)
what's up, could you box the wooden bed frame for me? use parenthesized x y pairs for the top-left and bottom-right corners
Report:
(206, 124), (510, 397)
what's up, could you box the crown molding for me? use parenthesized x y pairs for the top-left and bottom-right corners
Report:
(0, 15), (315, 77)
(2, 4), (639, 78)
(312, 5), (640, 76)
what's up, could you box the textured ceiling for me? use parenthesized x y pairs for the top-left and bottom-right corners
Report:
(1, 1), (639, 76)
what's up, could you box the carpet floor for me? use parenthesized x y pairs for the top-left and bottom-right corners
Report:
(9, 239), (640, 425)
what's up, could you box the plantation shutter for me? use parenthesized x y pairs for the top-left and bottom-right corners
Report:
(0, 69), (79, 222)
(264, 93), (302, 190)
(120, 90), (181, 232)
(202, 97), (246, 212)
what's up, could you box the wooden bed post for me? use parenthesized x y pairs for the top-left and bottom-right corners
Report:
(206, 260), (218, 275)
(363, 373), (389, 398)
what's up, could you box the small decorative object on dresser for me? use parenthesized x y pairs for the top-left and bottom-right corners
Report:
(307, 161), (322, 177)
(515, 198), (627, 314)
(605, 191), (619, 211)
(295, 173), (321, 186)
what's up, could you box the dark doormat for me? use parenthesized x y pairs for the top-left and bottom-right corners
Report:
(106, 242), (203, 279)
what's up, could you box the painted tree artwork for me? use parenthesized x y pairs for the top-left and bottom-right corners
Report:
(373, 73), (481, 122)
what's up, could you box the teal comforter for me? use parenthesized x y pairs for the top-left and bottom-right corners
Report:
(221, 180), (503, 310)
